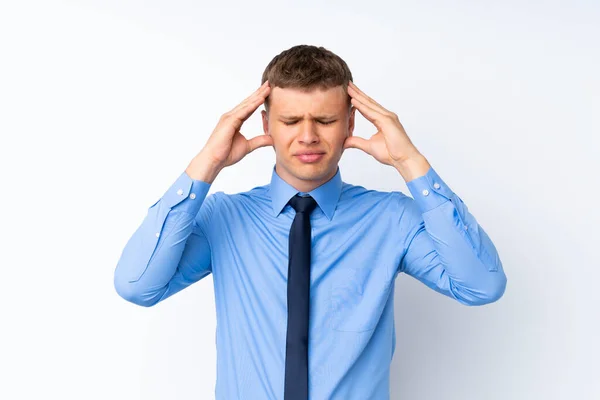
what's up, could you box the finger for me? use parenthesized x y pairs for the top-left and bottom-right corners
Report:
(247, 134), (274, 153)
(230, 81), (270, 116)
(343, 136), (371, 155)
(350, 96), (385, 127)
(348, 81), (385, 108)
(245, 80), (269, 101)
(227, 85), (271, 130)
(348, 81), (391, 115)
(226, 81), (270, 122)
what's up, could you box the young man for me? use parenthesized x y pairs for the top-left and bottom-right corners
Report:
(114, 44), (507, 400)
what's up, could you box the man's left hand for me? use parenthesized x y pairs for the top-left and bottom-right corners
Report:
(343, 81), (422, 168)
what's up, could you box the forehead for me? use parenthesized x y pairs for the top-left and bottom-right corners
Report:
(268, 85), (347, 116)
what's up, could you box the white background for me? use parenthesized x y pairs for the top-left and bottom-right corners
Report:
(1, 1), (598, 399)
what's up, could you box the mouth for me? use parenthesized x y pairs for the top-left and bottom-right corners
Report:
(294, 152), (325, 163)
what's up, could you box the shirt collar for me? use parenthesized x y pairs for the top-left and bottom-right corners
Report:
(268, 164), (343, 221)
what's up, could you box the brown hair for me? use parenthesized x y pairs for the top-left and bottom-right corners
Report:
(261, 44), (353, 112)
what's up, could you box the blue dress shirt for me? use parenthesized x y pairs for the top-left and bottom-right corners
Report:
(114, 164), (507, 399)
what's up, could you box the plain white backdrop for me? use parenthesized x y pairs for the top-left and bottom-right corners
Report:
(0, 1), (598, 399)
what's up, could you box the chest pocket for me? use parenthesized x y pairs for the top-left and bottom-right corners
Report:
(329, 265), (392, 332)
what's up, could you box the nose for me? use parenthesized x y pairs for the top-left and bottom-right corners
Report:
(298, 121), (320, 145)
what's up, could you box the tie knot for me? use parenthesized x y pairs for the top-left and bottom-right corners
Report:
(288, 194), (318, 214)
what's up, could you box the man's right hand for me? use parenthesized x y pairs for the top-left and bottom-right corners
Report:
(185, 81), (273, 183)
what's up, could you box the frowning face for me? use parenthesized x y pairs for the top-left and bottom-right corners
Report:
(261, 85), (355, 192)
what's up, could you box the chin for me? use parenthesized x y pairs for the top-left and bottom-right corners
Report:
(296, 171), (323, 181)
(292, 162), (332, 180)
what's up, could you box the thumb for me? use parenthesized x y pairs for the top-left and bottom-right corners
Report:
(343, 136), (370, 154)
(247, 134), (274, 153)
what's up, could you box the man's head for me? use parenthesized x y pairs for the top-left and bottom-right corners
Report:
(261, 45), (356, 193)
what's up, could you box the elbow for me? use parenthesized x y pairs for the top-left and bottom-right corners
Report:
(471, 272), (508, 306)
(453, 271), (507, 306)
(114, 275), (158, 307)
(485, 271), (507, 303)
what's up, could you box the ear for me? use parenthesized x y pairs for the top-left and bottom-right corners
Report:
(261, 110), (269, 136)
(348, 106), (356, 137)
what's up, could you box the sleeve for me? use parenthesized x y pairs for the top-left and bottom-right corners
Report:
(113, 170), (217, 307)
(396, 166), (507, 306)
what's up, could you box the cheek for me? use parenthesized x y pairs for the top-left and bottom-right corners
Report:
(332, 130), (348, 146)
(270, 133), (294, 153)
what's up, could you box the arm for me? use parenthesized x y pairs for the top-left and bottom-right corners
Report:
(342, 81), (506, 304)
(113, 80), (272, 306)
(114, 82), (273, 307)
(396, 157), (507, 306)
(113, 169), (217, 307)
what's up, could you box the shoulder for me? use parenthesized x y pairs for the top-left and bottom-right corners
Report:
(340, 181), (411, 208)
(208, 184), (271, 207)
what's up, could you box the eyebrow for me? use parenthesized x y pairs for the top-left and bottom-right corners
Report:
(279, 114), (338, 120)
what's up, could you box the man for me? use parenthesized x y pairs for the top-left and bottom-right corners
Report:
(114, 44), (507, 399)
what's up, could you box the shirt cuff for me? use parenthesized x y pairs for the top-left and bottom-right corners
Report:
(405, 166), (454, 213)
(160, 170), (212, 215)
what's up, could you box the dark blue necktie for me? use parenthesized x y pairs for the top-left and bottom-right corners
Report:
(283, 194), (318, 400)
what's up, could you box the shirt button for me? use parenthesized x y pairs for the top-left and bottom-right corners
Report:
(433, 183), (440, 189)
(155, 232), (160, 237)
(422, 189), (429, 196)
(176, 189), (184, 195)
(190, 193), (196, 199)
(464, 225), (468, 230)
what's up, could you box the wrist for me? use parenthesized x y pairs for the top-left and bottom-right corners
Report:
(185, 151), (223, 183)
(393, 153), (431, 183)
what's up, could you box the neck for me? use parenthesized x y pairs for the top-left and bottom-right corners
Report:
(275, 163), (337, 193)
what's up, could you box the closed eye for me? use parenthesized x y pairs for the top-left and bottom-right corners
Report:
(283, 120), (336, 126)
